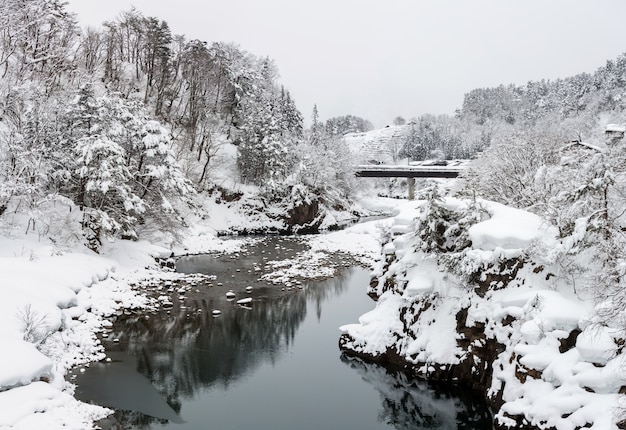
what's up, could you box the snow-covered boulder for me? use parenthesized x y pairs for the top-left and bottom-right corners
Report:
(468, 202), (556, 251)
(0, 339), (52, 390)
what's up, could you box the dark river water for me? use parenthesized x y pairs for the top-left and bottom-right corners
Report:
(72, 236), (491, 429)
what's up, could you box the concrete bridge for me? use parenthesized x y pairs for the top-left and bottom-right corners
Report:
(355, 162), (467, 199)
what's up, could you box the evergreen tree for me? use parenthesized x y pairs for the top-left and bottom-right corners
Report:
(310, 103), (322, 147)
(58, 86), (191, 248)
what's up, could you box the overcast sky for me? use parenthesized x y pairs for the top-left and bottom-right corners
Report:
(65, 0), (626, 127)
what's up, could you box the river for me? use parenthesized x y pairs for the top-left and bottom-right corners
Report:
(72, 236), (491, 429)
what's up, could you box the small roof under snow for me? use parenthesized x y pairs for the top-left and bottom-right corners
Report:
(606, 123), (626, 133)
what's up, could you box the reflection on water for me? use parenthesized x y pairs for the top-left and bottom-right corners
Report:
(341, 356), (492, 430)
(73, 351), (184, 425)
(73, 237), (490, 429)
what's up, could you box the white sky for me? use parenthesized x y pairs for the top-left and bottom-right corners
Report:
(65, 0), (626, 127)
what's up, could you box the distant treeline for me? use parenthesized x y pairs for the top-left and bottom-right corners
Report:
(397, 53), (626, 161)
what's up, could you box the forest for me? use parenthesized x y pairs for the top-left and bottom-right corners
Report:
(0, 0), (356, 250)
(2, 0), (626, 305)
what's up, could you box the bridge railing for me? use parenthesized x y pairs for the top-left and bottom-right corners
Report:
(355, 164), (465, 178)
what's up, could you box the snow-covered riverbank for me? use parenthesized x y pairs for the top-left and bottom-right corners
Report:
(0, 228), (208, 429)
(340, 196), (626, 429)
(4, 188), (626, 430)
(4, 188), (625, 430)
(0, 196), (402, 429)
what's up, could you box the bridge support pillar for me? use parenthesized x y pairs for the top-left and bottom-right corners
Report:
(408, 177), (415, 200)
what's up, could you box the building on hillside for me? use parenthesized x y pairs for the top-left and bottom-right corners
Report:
(605, 123), (625, 144)
(559, 139), (605, 168)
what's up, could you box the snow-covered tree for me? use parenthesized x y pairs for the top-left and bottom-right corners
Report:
(393, 116), (406, 126)
(235, 59), (303, 189)
(58, 86), (192, 248)
(324, 114), (373, 136)
(463, 130), (561, 211)
(0, 0), (79, 91)
(399, 115), (465, 161)
(237, 92), (296, 187)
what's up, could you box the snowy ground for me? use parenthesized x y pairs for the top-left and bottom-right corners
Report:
(0, 195), (408, 429)
(0, 230), (181, 429)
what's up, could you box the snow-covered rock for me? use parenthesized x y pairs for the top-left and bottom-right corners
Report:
(340, 196), (626, 430)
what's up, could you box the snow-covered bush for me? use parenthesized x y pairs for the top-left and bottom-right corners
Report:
(16, 305), (54, 347)
(415, 188), (489, 283)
